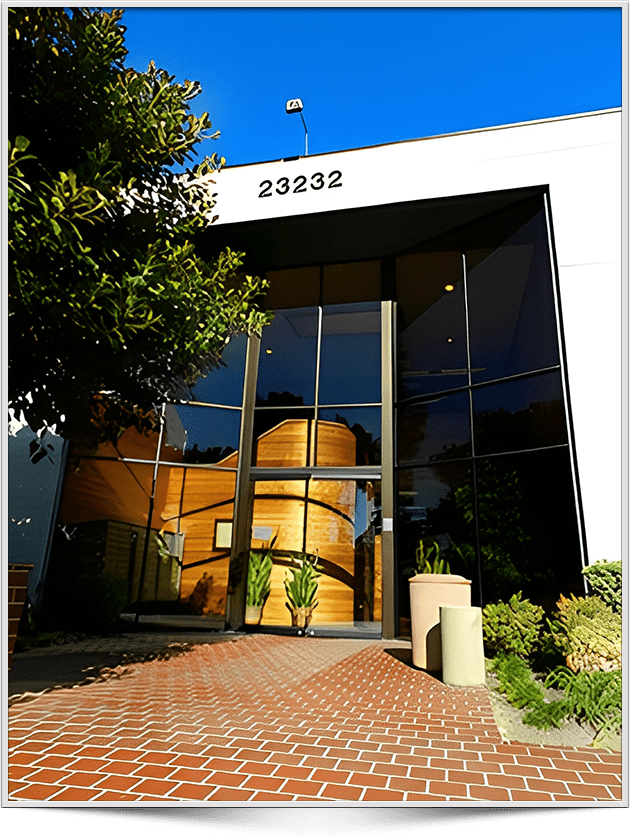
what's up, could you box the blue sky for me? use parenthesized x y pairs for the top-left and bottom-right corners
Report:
(119, 4), (623, 169)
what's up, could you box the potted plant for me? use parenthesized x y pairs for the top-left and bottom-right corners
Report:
(245, 549), (273, 626)
(408, 539), (472, 672)
(284, 552), (320, 634)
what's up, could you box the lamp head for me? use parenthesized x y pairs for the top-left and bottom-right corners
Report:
(286, 98), (304, 114)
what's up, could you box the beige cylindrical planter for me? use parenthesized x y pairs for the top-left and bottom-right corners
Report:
(409, 574), (471, 671)
(440, 605), (486, 686)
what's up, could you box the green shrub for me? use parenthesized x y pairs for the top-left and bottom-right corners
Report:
(482, 592), (544, 659)
(582, 561), (622, 614)
(552, 594), (621, 672)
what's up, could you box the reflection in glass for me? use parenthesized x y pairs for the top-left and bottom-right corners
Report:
(167, 405), (240, 465)
(252, 409), (315, 467)
(53, 456), (235, 619)
(162, 467), (236, 618)
(397, 251), (467, 399)
(264, 266), (320, 310)
(249, 479), (381, 627)
(467, 209), (560, 383)
(476, 450), (583, 609)
(396, 464), (474, 629)
(188, 333), (247, 406)
(256, 308), (318, 405)
(472, 371), (567, 455)
(317, 407), (382, 466)
(397, 392), (471, 466)
(318, 302), (381, 405)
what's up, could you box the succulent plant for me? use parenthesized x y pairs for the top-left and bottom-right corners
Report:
(482, 591), (544, 659)
(284, 553), (320, 610)
(246, 550), (273, 608)
(551, 593), (621, 673)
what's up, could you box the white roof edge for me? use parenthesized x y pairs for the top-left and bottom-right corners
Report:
(224, 107), (622, 170)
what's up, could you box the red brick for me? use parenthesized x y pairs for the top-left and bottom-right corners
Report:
(503, 764), (541, 778)
(587, 761), (623, 774)
(320, 783), (363, 801)
(389, 776), (432, 794)
(349, 772), (387, 788)
(409, 766), (447, 782)
(338, 758), (371, 773)
(48, 786), (102, 801)
(250, 791), (295, 801)
(311, 768), (351, 784)
(131, 778), (179, 796)
(206, 757), (244, 772)
(527, 778), (569, 794)
(580, 771), (620, 785)
(95, 791), (142, 801)
(280, 779), (325, 796)
(273, 764), (312, 780)
(132, 764), (174, 779)
(28, 768), (66, 784)
(428, 781), (468, 797)
(207, 787), (255, 801)
(266, 752), (304, 766)
(486, 774), (526, 790)
(394, 754), (430, 767)
(100, 760), (139, 775)
(363, 788), (405, 801)
(236, 761), (277, 776)
(94, 774), (141, 792)
(10, 783), (63, 800)
(243, 775), (285, 792)
(372, 762), (408, 777)
(207, 770), (248, 787)
(469, 785), (510, 801)
(539, 768), (581, 783)
(406, 792), (449, 801)
(233, 747), (270, 762)
(511, 790), (554, 801)
(110, 748), (141, 762)
(564, 782), (614, 799)
(168, 767), (213, 783)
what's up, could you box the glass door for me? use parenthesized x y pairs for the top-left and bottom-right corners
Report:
(247, 477), (382, 631)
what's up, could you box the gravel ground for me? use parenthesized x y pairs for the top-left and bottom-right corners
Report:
(485, 671), (622, 751)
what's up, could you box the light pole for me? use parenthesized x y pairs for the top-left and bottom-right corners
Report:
(286, 98), (308, 156)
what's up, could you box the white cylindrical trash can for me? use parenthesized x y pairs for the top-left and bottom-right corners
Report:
(440, 605), (486, 687)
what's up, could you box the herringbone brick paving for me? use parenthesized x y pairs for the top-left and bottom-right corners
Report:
(7, 635), (622, 803)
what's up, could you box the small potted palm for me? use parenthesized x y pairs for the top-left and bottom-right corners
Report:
(284, 552), (320, 635)
(245, 549), (273, 626)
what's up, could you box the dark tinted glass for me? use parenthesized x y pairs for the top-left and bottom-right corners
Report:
(472, 371), (567, 455)
(252, 408), (315, 467)
(397, 391), (471, 466)
(322, 261), (381, 305)
(397, 251), (467, 399)
(476, 449), (584, 609)
(317, 407), (381, 466)
(318, 303), (381, 405)
(396, 463), (475, 627)
(256, 308), (318, 406)
(188, 333), (247, 406)
(467, 209), (560, 383)
(167, 405), (240, 465)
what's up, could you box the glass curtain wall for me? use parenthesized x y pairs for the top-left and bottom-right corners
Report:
(49, 334), (248, 626)
(395, 197), (585, 634)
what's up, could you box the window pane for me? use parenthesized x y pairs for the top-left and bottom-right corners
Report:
(188, 333), (247, 406)
(317, 407), (381, 466)
(467, 209), (560, 383)
(397, 391), (471, 466)
(256, 308), (318, 406)
(322, 260), (381, 305)
(396, 464), (475, 632)
(166, 405), (240, 466)
(263, 266), (320, 310)
(318, 302), (381, 405)
(397, 251), (467, 399)
(476, 450), (584, 609)
(472, 371), (567, 455)
(253, 409), (315, 467)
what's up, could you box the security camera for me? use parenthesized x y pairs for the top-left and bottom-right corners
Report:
(286, 98), (304, 114)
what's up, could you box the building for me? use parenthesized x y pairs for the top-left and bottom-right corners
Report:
(39, 108), (622, 639)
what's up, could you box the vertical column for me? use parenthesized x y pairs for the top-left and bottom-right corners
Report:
(381, 300), (396, 638)
(226, 335), (260, 630)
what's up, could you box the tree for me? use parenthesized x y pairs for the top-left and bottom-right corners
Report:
(8, 7), (270, 447)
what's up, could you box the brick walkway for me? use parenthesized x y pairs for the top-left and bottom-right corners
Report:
(7, 635), (623, 804)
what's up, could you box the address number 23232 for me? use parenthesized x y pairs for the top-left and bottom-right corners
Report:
(258, 170), (342, 198)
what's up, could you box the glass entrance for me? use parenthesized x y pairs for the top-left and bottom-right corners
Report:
(247, 477), (382, 630)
